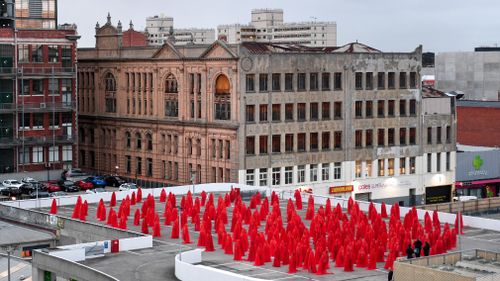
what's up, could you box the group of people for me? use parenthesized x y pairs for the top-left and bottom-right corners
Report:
(405, 238), (431, 259)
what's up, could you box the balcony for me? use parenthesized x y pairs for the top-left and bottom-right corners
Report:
(0, 102), (76, 113)
(0, 135), (74, 148)
(0, 67), (76, 78)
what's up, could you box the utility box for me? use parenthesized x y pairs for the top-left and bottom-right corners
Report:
(111, 239), (119, 253)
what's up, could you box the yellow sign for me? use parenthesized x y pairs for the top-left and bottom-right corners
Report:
(329, 185), (354, 194)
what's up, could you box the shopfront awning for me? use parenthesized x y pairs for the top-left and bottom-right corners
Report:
(456, 178), (500, 188)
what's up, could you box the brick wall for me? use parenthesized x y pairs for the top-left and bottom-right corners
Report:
(457, 106), (500, 147)
(122, 30), (147, 47)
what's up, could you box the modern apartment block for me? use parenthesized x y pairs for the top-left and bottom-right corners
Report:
(146, 15), (215, 46)
(0, 0), (78, 174)
(217, 9), (337, 47)
(79, 16), (455, 205)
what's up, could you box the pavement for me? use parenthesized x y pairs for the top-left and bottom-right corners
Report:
(0, 257), (31, 281)
(36, 192), (500, 281)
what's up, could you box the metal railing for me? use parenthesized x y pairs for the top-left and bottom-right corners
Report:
(0, 66), (76, 76)
(0, 135), (74, 147)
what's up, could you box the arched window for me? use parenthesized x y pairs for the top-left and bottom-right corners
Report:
(136, 132), (142, 150)
(214, 74), (231, 120)
(165, 74), (178, 93)
(125, 131), (131, 148)
(104, 73), (117, 113)
(146, 133), (153, 151)
(164, 74), (179, 117)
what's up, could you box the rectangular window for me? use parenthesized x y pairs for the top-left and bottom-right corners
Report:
(322, 132), (330, 150)
(355, 72), (363, 90)
(400, 100), (406, 116)
(366, 161), (373, 177)
(410, 72), (417, 88)
(334, 72), (342, 90)
(246, 169), (255, 186)
(18, 45), (29, 62)
(388, 72), (395, 89)
(310, 164), (318, 182)
(400, 157), (406, 175)
(310, 102), (318, 120)
(285, 73), (293, 91)
(334, 102), (342, 119)
(272, 104), (281, 121)
(355, 161), (362, 178)
(366, 130), (373, 147)
(321, 163), (330, 181)
(322, 73), (330, 90)
(246, 136), (255, 155)
(310, 73), (318, 91)
(246, 74), (255, 92)
(49, 146), (59, 162)
(259, 105), (268, 122)
(259, 74), (268, 92)
(298, 165), (305, 183)
(322, 102), (330, 119)
(378, 159), (385, 176)
(446, 152), (451, 171)
(446, 126), (451, 143)
(355, 130), (362, 148)
(334, 131), (342, 149)
(298, 73), (306, 91)
(355, 101), (363, 118)
(126, 156), (131, 174)
(32, 80), (43, 95)
(62, 145), (72, 161)
(427, 153), (432, 173)
(259, 135), (268, 154)
(272, 167), (281, 186)
(285, 134), (293, 152)
(136, 157), (142, 175)
(366, 101), (373, 118)
(399, 72), (407, 89)
(259, 168), (268, 186)
(436, 152), (441, 172)
(272, 73), (281, 91)
(400, 128), (407, 145)
(378, 129), (385, 147)
(48, 45), (58, 63)
(310, 133), (318, 151)
(388, 158), (395, 176)
(427, 127), (433, 144)
(147, 158), (153, 177)
(388, 128), (395, 146)
(272, 135), (281, 153)
(377, 72), (385, 89)
(19, 147), (29, 164)
(32, 45), (43, 62)
(297, 103), (306, 121)
(245, 105), (255, 122)
(366, 72), (373, 90)
(410, 127), (416, 145)
(437, 126), (442, 144)
(333, 162), (341, 179)
(410, 157), (416, 174)
(388, 100), (395, 117)
(285, 166), (293, 184)
(410, 99), (416, 116)
(377, 100), (385, 117)
(298, 133), (306, 152)
(285, 103), (294, 121)
(33, 113), (44, 129)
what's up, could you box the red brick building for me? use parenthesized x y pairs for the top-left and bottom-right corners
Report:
(0, 0), (78, 173)
(122, 21), (147, 47)
(457, 101), (500, 147)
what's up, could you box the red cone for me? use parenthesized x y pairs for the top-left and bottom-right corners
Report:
(110, 192), (117, 207)
(141, 217), (149, 234)
(171, 219), (180, 239)
(137, 187), (143, 202)
(182, 224), (191, 244)
(224, 235), (234, 254)
(205, 232), (215, 252)
(288, 254), (297, 273)
(50, 199), (57, 214)
(153, 220), (161, 237)
(133, 209), (141, 226)
(131, 192), (137, 205)
(160, 189), (167, 203)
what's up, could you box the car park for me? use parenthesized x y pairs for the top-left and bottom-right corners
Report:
(57, 180), (79, 192)
(43, 181), (61, 193)
(118, 183), (138, 191)
(76, 179), (94, 190)
(84, 176), (106, 188)
(103, 175), (126, 187)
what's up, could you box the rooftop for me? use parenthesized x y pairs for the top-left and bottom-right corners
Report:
(457, 100), (500, 108)
(0, 220), (55, 247)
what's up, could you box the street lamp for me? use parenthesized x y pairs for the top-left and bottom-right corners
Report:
(1, 244), (18, 281)
(115, 165), (119, 176)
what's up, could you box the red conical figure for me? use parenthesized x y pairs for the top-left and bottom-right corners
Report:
(153, 220), (161, 237)
(254, 246), (264, 266)
(205, 232), (215, 252)
(110, 192), (117, 207)
(288, 254), (297, 273)
(137, 187), (143, 202)
(182, 224), (191, 244)
(272, 248), (281, 267)
(381, 202), (388, 218)
(119, 214), (128, 230)
(160, 189), (167, 202)
(294, 189), (302, 210)
(367, 247), (377, 270)
(141, 218), (149, 234)
(50, 198), (57, 214)
(384, 252), (396, 270)
(171, 218), (180, 239)
(234, 239), (243, 261)
(134, 209), (140, 226)
(71, 198), (81, 219)
(224, 235), (234, 255)
(356, 247), (367, 268)
(343, 251), (354, 272)
(131, 192), (137, 205)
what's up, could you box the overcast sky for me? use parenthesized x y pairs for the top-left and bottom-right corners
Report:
(59, 0), (500, 52)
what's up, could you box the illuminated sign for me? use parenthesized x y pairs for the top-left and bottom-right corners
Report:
(329, 185), (353, 194)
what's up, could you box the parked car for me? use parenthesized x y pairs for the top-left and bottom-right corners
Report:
(86, 188), (106, 194)
(57, 180), (79, 192)
(1, 180), (23, 196)
(21, 177), (38, 185)
(19, 183), (36, 195)
(43, 181), (61, 193)
(50, 191), (67, 197)
(28, 190), (50, 199)
(118, 183), (138, 191)
(103, 175), (126, 187)
(76, 179), (94, 190)
(84, 176), (106, 188)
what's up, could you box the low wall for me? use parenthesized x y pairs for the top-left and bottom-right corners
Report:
(422, 197), (500, 214)
(32, 250), (119, 281)
(175, 249), (264, 281)
(394, 261), (474, 281)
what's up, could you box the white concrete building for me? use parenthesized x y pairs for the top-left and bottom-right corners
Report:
(145, 15), (215, 46)
(218, 9), (337, 47)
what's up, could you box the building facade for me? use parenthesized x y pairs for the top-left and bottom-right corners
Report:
(79, 16), (455, 205)
(457, 100), (500, 147)
(217, 9), (337, 47)
(145, 15), (215, 46)
(0, 0), (78, 174)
